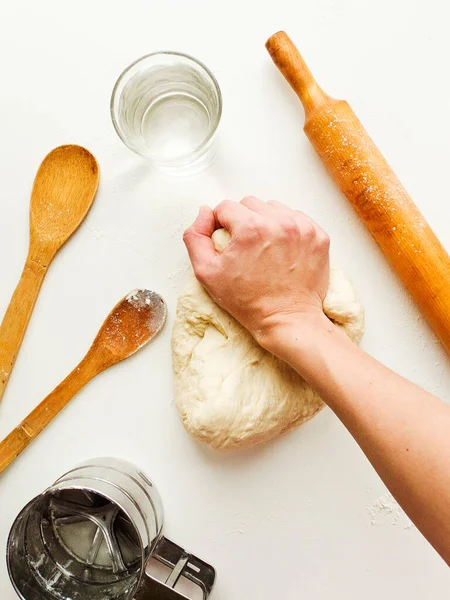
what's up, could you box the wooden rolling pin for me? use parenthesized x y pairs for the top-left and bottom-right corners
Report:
(266, 31), (450, 354)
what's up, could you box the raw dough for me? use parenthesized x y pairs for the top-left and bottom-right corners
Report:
(172, 229), (364, 451)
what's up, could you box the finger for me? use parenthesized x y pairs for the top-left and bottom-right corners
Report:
(292, 210), (329, 241)
(183, 206), (217, 268)
(293, 209), (325, 234)
(240, 196), (274, 216)
(267, 200), (293, 213)
(213, 200), (254, 232)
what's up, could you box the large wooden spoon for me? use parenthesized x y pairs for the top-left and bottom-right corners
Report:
(0, 289), (167, 474)
(0, 145), (99, 402)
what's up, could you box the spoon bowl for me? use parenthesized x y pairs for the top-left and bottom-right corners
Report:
(30, 145), (99, 247)
(96, 290), (167, 359)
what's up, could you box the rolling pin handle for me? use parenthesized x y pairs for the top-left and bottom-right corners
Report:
(266, 30), (330, 116)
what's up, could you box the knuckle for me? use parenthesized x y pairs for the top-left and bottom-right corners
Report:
(239, 217), (260, 236)
(242, 219), (273, 242)
(241, 195), (258, 205)
(301, 222), (317, 240)
(268, 200), (281, 209)
(319, 232), (330, 249)
(216, 199), (233, 211)
(279, 218), (298, 236)
(257, 219), (272, 234)
(194, 262), (212, 284)
(182, 227), (193, 243)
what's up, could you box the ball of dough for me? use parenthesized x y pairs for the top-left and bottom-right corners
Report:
(172, 229), (364, 451)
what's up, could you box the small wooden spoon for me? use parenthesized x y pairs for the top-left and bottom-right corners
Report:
(0, 145), (99, 403)
(0, 289), (167, 474)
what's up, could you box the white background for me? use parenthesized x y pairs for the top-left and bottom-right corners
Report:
(0, 0), (449, 598)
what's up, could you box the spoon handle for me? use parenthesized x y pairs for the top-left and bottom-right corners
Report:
(0, 245), (53, 403)
(0, 352), (101, 474)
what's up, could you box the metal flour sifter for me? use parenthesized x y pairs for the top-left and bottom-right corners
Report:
(7, 458), (215, 600)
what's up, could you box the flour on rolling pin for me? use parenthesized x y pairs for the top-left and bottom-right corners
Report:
(266, 31), (450, 355)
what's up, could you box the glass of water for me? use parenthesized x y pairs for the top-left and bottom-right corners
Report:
(111, 52), (222, 176)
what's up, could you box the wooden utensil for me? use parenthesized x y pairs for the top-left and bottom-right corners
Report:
(0, 145), (99, 402)
(0, 289), (167, 474)
(266, 31), (450, 355)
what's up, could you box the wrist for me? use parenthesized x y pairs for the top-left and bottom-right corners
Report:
(254, 310), (333, 361)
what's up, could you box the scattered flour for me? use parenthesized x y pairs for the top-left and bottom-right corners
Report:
(367, 492), (415, 530)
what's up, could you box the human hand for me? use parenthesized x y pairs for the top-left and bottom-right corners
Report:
(183, 197), (331, 347)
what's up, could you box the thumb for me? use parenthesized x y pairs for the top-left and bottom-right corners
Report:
(183, 206), (217, 272)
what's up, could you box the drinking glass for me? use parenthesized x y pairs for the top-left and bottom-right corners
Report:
(111, 52), (222, 176)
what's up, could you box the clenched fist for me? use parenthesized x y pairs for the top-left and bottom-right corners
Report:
(183, 197), (330, 347)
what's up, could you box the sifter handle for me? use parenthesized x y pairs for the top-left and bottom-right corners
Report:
(135, 537), (216, 600)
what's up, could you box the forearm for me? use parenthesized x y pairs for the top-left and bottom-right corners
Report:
(264, 316), (450, 564)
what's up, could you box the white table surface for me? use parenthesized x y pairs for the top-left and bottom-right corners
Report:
(1, 0), (449, 598)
